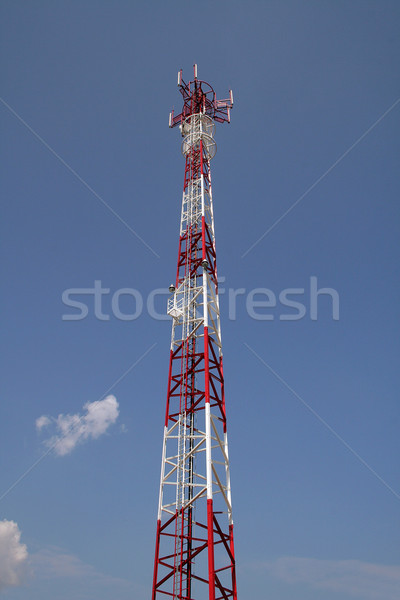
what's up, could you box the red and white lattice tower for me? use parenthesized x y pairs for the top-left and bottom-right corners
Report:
(151, 65), (237, 600)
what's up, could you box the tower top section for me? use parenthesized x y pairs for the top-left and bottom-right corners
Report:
(169, 64), (233, 128)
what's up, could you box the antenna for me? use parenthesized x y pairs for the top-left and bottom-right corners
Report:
(152, 67), (237, 600)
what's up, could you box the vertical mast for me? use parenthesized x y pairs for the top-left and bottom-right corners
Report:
(152, 65), (236, 600)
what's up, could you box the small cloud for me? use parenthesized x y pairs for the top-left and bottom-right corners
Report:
(0, 520), (28, 591)
(264, 556), (400, 600)
(30, 546), (134, 591)
(36, 395), (119, 456)
(35, 415), (51, 431)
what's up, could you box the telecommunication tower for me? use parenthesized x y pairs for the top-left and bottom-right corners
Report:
(151, 65), (237, 600)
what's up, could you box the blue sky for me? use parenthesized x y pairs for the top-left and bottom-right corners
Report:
(1, 1), (399, 598)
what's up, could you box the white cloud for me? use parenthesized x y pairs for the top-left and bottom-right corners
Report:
(31, 546), (129, 585)
(36, 395), (119, 456)
(35, 415), (51, 431)
(0, 520), (28, 591)
(29, 546), (140, 597)
(265, 556), (400, 600)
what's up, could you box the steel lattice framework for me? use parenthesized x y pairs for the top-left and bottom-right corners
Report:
(151, 65), (236, 600)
